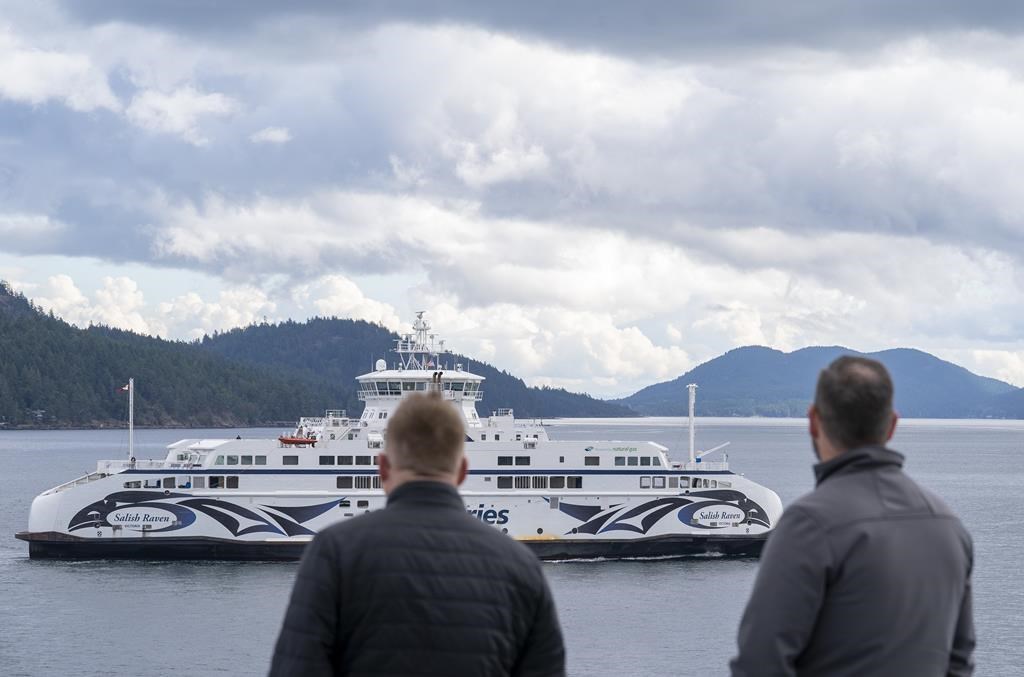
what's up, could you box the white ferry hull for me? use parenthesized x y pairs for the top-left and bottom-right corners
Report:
(17, 465), (780, 561)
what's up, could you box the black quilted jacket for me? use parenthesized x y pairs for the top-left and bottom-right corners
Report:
(268, 481), (565, 677)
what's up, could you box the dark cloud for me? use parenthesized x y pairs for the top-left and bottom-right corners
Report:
(60, 0), (1024, 57)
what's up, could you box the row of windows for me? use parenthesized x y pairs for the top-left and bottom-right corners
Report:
(319, 455), (377, 466)
(336, 475), (383, 489)
(613, 456), (662, 467)
(213, 455), (268, 466)
(479, 433), (540, 442)
(497, 456), (531, 466)
(359, 381), (483, 396)
(495, 475), (584, 489)
(126, 473), (729, 492)
(124, 476), (235, 490)
(638, 476), (732, 489)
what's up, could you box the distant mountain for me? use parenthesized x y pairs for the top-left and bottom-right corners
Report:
(0, 281), (633, 427)
(198, 319), (636, 419)
(615, 346), (1022, 418)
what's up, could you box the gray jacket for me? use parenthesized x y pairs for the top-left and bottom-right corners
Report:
(731, 446), (974, 676)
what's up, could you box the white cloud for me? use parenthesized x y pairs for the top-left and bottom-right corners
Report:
(292, 274), (403, 330)
(126, 86), (238, 145)
(33, 275), (153, 335)
(0, 28), (119, 112)
(249, 126), (292, 144)
(157, 286), (277, 339)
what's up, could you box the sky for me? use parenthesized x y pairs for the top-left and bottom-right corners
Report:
(2, 1), (1024, 398)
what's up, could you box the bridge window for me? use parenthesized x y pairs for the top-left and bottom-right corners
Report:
(319, 456), (335, 466)
(497, 456), (513, 466)
(627, 457), (638, 466)
(640, 457), (651, 466)
(356, 455), (371, 465)
(653, 476), (666, 489)
(515, 456), (530, 466)
(584, 456), (600, 466)
(614, 457), (625, 466)
(338, 455), (353, 465)
(549, 476), (565, 489)
(215, 456), (225, 465)
(337, 476), (353, 489)
(283, 455), (299, 466)
(497, 476), (513, 489)
(640, 476), (652, 489)
(403, 381), (416, 391)
(255, 455), (267, 465)
(241, 455), (253, 465)
(653, 457), (662, 466)
(226, 455), (238, 465)
(566, 476), (583, 489)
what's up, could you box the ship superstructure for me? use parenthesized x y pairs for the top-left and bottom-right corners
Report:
(17, 313), (782, 560)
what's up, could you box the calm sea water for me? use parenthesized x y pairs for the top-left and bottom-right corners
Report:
(1, 419), (1021, 676)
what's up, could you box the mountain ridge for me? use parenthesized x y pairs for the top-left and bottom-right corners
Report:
(615, 344), (1021, 418)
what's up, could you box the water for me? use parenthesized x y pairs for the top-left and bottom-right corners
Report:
(1, 419), (1021, 676)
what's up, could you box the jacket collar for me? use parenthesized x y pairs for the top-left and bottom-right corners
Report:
(386, 480), (464, 510)
(813, 445), (905, 486)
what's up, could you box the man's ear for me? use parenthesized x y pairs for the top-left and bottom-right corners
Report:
(378, 451), (392, 482)
(455, 455), (468, 486)
(886, 412), (899, 442)
(808, 405), (820, 440)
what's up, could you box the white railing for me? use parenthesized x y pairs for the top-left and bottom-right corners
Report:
(96, 459), (192, 473)
(43, 471), (107, 495)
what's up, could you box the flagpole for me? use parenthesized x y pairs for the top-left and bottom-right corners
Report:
(128, 377), (134, 463)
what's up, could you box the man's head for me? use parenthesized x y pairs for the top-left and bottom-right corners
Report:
(379, 393), (468, 493)
(808, 355), (898, 462)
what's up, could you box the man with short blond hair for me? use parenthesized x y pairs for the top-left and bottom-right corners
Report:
(731, 356), (975, 676)
(270, 393), (566, 677)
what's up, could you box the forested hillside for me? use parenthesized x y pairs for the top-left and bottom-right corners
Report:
(198, 319), (636, 419)
(0, 283), (329, 427)
(0, 282), (634, 427)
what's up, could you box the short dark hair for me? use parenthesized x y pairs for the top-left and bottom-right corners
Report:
(385, 393), (466, 477)
(814, 356), (894, 450)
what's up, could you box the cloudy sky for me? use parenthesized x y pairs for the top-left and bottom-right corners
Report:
(2, 1), (1024, 397)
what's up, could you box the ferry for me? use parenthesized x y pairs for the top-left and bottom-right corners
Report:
(16, 313), (782, 560)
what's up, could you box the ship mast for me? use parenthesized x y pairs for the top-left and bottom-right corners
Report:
(394, 311), (449, 370)
(687, 383), (697, 464)
(124, 377), (135, 462)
